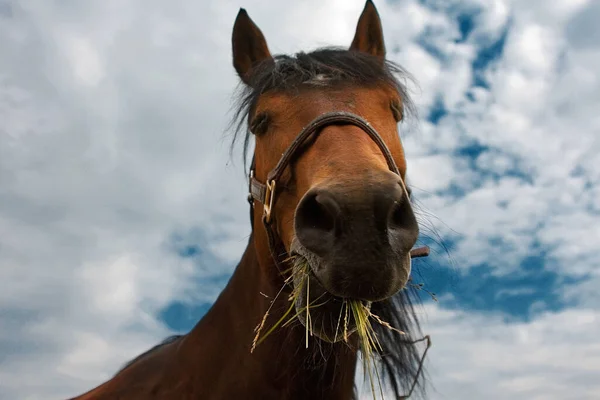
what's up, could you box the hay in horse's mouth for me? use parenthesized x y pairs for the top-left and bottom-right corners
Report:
(250, 254), (359, 351)
(290, 255), (363, 344)
(250, 253), (409, 399)
(251, 251), (406, 347)
(288, 254), (405, 342)
(249, 248), (432, 400)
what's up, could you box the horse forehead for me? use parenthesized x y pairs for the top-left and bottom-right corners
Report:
(256, 86), (394, 113)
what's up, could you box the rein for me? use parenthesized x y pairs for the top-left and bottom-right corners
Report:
(246, 111), (430, 274)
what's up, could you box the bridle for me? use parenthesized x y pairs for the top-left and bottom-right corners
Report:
(247, 111), (429, 274)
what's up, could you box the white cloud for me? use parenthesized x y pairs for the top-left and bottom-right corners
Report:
(405, 0), (600, 283)
(357, 302), (600, 400)
(421, 303), (600, 400)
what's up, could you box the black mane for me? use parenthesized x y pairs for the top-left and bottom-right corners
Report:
(230, 47), (428, 399)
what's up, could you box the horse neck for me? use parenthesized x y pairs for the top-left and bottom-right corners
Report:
(182, 233), (359, 399)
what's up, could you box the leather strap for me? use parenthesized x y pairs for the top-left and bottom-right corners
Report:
(249, 111), (400, 208)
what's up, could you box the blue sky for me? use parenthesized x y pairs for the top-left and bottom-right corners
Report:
(1, 0), (599, 399)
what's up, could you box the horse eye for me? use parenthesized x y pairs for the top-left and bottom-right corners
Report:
(390, 101), (403, 122)
(250, 113), (270, 135)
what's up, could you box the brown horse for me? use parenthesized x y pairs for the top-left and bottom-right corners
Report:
(70, 1), (431, 399)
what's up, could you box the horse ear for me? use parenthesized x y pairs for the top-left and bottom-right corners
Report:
(232, 9), (272, 85)
(349, 0), (386, 61)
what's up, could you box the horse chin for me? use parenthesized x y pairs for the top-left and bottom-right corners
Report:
(290, 255), (372, 344)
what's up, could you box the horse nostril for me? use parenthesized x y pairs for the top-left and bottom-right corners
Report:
(294, 190), (340, 257)
(389, 197), (407, 230)
(386, 183), (419, 249)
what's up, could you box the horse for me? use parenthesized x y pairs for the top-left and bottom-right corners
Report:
(70, 1), (432, 399)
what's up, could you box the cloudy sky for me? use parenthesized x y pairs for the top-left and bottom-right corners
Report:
(1, 0), (599, 399)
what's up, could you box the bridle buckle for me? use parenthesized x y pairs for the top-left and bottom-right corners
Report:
(263, 179), (276, 223)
